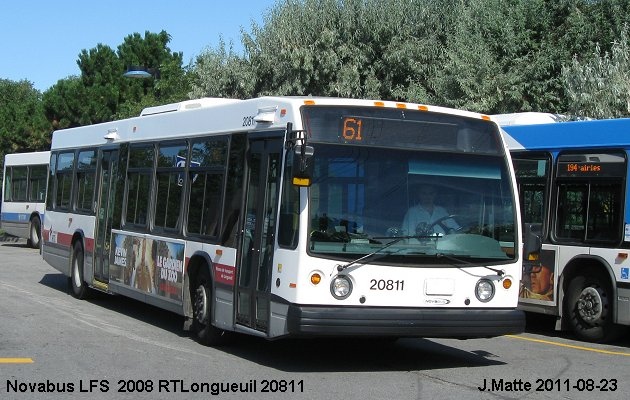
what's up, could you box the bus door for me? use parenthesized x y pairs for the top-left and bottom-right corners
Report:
(93, 149), (119, 286)
(236, 137), (283, 332)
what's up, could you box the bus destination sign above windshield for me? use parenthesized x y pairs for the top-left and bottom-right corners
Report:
(557, 160), (625, 178)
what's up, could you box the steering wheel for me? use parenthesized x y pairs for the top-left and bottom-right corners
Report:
(418, 214), (460, 235)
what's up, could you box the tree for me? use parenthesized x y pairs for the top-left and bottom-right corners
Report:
(189, 39), (256, 99)
(562, 26), (630, 118)
(0, 79), (50, 170)
(191, 0), (450, 103)
(42, 76), (90, 129)
(43, 30), (190, 127)
(116, 30), (190, 118)
(430, 0), (596, 114)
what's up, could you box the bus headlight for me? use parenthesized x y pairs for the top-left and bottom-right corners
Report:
(475, 279), (495, 302)
(330, 275), (352, 300)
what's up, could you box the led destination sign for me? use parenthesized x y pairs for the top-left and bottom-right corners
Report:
(301, 106), (503, 154)
(556, 152), (626, 178)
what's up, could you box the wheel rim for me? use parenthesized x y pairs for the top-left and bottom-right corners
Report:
(73, 258), (82, 288)
(194, 285), (208, 324)
(31, 224), (40, 246)
(576, 286), (607, 325)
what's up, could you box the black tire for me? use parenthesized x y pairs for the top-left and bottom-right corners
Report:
(28, 216), (41, 249)
(566, 273), (625, 343)
(191, 267), (230, 346)
(69, 242), (89, 299)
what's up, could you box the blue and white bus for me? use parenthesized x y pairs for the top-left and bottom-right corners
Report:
(500, 116), (630, 342)
(1, 151), (49, 248)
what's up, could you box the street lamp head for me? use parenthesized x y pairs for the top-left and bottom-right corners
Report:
(123, 66), (159, 79)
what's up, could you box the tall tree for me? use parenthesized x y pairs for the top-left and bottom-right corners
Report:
(562, 26), (630, 118)
(0, 80), (50, 169)
(191, 0), (450, 102)
(42, 76), (89, 129)
(43, 30), (190, 127)
(189, 39), (256, 99)
(117, 30), (190, 117)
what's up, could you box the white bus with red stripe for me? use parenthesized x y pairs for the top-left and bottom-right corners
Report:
(42, 97), (524, 345)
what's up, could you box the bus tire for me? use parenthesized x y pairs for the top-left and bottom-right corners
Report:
(69, 242), (89, 299)
(566, 273), (624, 343)
(192, 267), (230, 346)
(28, 216), (41, 249)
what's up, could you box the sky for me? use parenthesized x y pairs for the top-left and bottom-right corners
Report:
(0, 0), (278, 92)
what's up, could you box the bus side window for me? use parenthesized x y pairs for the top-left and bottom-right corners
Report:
(586, 183), (622, 242)
(125, 145), (154, 230)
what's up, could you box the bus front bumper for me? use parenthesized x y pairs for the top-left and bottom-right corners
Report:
(286, 305), (525, 338)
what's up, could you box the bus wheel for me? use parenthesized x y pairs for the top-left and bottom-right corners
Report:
(566, 273), (623, 343)
(69, 242), (89, 299)
(28, 216), (41, 249)
(192, 268), (230, 346)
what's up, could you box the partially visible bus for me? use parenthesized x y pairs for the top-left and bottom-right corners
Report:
(42, 97), (524, 345)
(499, 115), (630, 342)
(1, 151), (50, 248)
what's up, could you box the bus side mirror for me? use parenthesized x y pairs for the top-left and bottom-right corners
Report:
(291, 144), (314, 187)
(523, 223), (542, 262)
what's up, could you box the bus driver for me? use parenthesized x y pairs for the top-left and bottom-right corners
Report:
(402, 184), (460, 236)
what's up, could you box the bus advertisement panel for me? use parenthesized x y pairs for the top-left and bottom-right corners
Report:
(110, 231), (185, 302)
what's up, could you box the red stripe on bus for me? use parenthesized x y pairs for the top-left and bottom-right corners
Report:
(43, 229), (94, 252)
(84, 237), (95, 253)
(57, 232), (73, 247)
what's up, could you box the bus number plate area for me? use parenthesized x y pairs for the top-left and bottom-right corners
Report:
(369, 279), (405, 291)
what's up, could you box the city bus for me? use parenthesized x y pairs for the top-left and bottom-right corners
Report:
(499, 115), (630, 342)
(1, 151), (49, 248)
(41, 97), (524, 345)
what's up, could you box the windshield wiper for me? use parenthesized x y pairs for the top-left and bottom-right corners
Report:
(436, 252), (505, 276)
(336, 235), (433, 272)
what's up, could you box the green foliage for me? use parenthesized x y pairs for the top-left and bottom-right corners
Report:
(562, 25), (630, 118)
(189, 0), (630, 116)
(42, 76), (89, 129)
(6, 0), (630, 165)
(116, 30), (190, 117)
(43, 30), (190, 126)
(189, 39), (256, 99)
(0, 79), (50, 170)
(241, 0), (449, 102)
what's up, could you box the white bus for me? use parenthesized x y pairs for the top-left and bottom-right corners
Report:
(1, 151), (49, 248)
(42, 97), (524, 345)
(498, 114), (630, 342)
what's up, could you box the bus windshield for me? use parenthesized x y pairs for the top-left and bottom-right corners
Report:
(307, 144), (516, 264)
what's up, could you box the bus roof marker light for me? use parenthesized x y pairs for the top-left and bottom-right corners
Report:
(104, 128), (119, 141)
